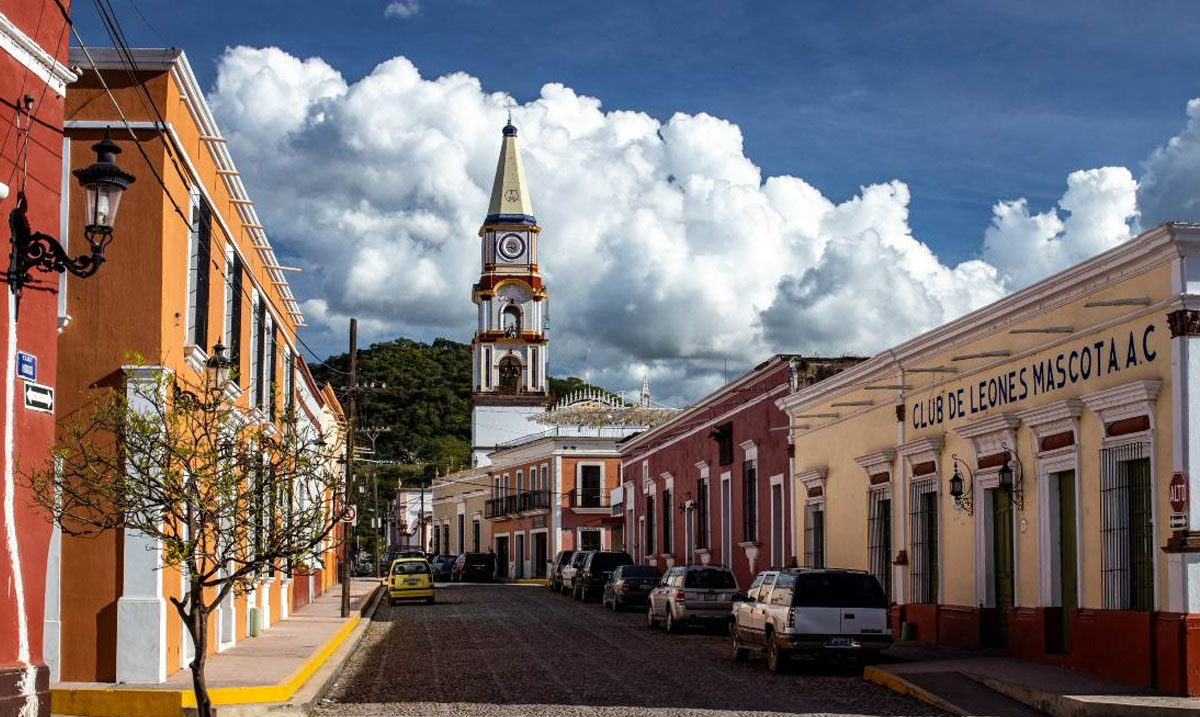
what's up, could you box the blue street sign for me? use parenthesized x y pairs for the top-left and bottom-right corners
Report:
(16, 352), (36, 382)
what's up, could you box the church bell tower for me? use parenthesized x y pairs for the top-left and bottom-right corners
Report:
(470, 119), (551, 466)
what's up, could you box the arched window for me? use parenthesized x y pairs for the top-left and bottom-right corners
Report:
(498, 355), (522, 393)
(501, 306), (522, 337)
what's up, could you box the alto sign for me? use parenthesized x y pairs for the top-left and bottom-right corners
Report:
(1170, 473), (1188, 513)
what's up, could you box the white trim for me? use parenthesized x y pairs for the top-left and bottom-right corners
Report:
(0, 11), (78, 96)
(769, 473), (785, 569)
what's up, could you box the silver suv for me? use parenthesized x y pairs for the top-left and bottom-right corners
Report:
(730, 568), (892, 672)
(646, 565), (738, 633)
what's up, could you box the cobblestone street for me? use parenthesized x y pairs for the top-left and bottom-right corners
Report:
(317, 584), (945, 716)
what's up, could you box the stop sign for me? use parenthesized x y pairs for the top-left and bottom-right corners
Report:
(1170, 473), (1188, 513)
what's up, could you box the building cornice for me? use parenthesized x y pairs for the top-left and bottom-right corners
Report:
(0, 11), (78, 96)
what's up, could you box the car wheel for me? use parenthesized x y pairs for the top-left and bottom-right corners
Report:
(665, 611), (679, 634)
(766, 632), (789, 674)
(646, 606), (659, 629)
(731, 626), (750, 662)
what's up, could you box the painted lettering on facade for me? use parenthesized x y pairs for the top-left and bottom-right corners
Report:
(910, 323), (1158, 429)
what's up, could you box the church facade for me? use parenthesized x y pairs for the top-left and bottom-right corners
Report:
(471, 121), (552, 466)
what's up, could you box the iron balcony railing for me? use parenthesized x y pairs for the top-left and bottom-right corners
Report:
(485, 490), (551, 519)
(568, 489), (607, 510)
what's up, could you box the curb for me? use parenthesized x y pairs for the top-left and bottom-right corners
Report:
(863, 666), (968, 716)
(51, 585), (383, 717)
(306, 584), (384, 708)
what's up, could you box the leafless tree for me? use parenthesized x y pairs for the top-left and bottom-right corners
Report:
(26, 367), (345, 717)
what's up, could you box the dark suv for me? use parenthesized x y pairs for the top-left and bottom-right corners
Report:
(574, 551), (634, 602)
(451, 552), (496, 582)
(549, 549), (575, 592)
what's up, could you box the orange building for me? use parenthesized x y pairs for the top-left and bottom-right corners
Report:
(51, 47), (338, 684)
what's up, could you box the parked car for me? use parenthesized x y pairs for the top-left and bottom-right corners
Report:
(574, 551), (633, 602)
(730, 568), (892, 673)
(451, 552), (496, 582)
(548, 549), (575, 592)
(559, 550), (593, 595)
(602, 564), (662, 611)
(429, 555), (456, 582)
(387, 557), (435, 605)
(646, 565), (739, 633)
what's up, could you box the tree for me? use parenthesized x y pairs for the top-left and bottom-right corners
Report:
(27, 366), (345, 717)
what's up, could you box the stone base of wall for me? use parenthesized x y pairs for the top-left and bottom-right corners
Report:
(895, 604), (1200, 696)
(0, 664), (48, 717)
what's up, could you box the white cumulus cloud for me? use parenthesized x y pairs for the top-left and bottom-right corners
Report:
(384, 0), (420, 18)
(208, 46), (1144, 404)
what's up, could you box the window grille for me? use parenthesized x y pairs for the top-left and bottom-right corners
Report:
(1101, 443), (1153, 610)
(696, 479), (709, 549)
(251, 297), (264, 408)
(472, 519), (481, 552)
(868, 493), (892, 600)
(186, 194), (212, 350)
(742, 460), (758, 542)
(804, 504), (825, 567)
(224, 251), (243, 377)
(909, 479), (939, 603)
(267, 322), (278, 421)
(646, 494), (656, 554)
(457, 514), (465, 553)
(662, 488), (673, 553)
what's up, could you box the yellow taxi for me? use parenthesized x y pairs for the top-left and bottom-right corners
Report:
(387, 557), (435, 605)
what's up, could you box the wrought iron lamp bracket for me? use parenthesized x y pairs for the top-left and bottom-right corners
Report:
(999, 441), (1025, 511)
(7, 193), (109, 294)
(949, 452), (975, 515)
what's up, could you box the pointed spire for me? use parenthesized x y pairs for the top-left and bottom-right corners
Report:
(486, 116), (534, 224)
(640, 373), (651, 407)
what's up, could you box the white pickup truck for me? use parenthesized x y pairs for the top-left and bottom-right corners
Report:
(730, 568), (892, 672)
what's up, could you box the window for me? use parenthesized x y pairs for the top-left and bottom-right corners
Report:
(696, 478), (709, 549)
(541, 465), (549, 496)
(483, 347), (492, 389)
(910, 480), (939, 603)
(186, 191), (212, 350)
(580, 529), (602, 551)
(868, 493), (892, 601)
(747, 573), (765, 601)
(646, 494), (656, 554)
(472, 519), (481, 552)
(267, 321), (278, 420)
(531, 346), (538, 388)
(792, 572), (888, 608)
(742, 460), (758, 542)
(432, 527), (440, 554)
(223, 250), (243, 380)
(282, 345), (294, 418)
(579, 465), (602, 507)
(712, 423), (733, 466)
(684, 568), (735, 589)
(769, 571), (796, 605)
(1101, 444), (1154, 610)
(457, 514), (465, 554)
(662, 488), (673, 554)
(250, 294), (263, 408)
(804, 504), (825, 568)
(442, 524), (449, 555)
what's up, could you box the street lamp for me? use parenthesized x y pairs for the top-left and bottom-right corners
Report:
(7, 129), (135, 295)
(948, 453), (974, 515)
(998, 441), (1025, 510)
(206, 341), (233, 390)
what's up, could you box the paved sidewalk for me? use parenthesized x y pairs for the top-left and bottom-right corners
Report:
(53, 578), (381, 717)
(868, 643), (1200, 716)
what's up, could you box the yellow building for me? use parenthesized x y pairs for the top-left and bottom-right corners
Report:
(53, 47), (337, 684)
(780, 221), (1200, 694)
(432, 468), (492, 557)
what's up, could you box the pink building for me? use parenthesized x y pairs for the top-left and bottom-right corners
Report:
(619, 356), (861, 589)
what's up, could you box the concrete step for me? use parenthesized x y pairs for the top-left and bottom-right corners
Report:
(903, 671), (1050, 717)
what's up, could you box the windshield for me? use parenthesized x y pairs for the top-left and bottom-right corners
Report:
(619, 566), (660, 579)
(590, 553), (632, 570)
(465, 554), (493, 566)
(392, 561), (430, 575)
(685, 569), (736, 589)
(791, 573), (887, 608)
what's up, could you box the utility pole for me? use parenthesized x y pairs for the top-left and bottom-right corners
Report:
(355, 426), (391, 580)
(340, 318), (357, 619)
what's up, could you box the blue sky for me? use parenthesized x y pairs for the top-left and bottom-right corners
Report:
(70, 1), (1200, 400)
(78, 1), (1200, 263)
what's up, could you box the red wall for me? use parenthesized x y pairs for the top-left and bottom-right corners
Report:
(0, 3), (72, 713)
(621, 360), (792, 589)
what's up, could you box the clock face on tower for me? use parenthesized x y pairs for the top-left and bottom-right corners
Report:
(497, 233), (526, 261)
